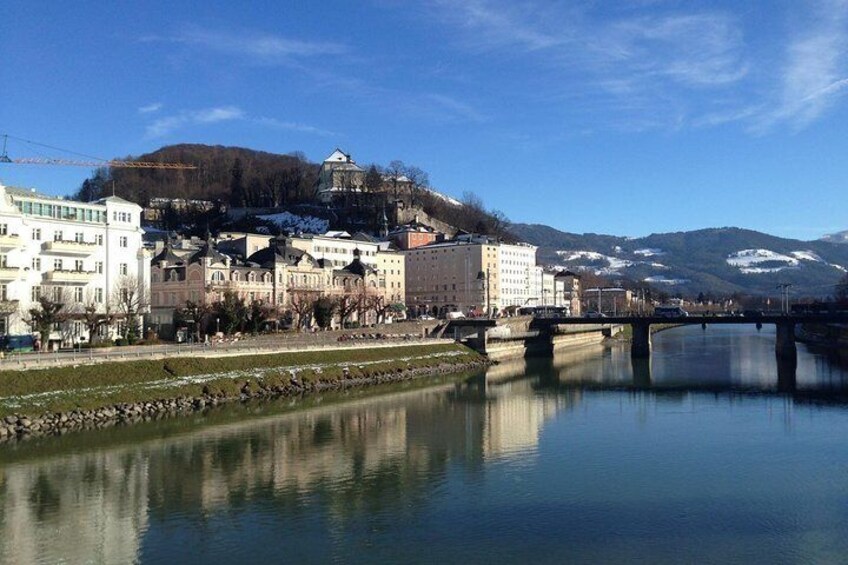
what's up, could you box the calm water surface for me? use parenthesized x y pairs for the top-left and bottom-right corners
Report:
(3, 325), (848, 564)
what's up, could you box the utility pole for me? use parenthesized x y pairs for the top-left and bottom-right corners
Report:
(597, 287), (603, 315)
(776, 283), (793, 314)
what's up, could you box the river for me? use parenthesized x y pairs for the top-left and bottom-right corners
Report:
(3, 325), (848, 564)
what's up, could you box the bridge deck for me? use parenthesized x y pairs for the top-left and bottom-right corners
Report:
(532, 314), (848, 326)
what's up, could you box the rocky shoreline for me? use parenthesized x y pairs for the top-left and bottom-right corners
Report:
(0, 358), (489, 443)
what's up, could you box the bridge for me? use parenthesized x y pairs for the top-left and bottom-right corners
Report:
(530, 314), (848, 361)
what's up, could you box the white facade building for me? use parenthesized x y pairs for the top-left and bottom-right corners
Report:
(497, 242), (540, 309)
(0, 184), (148, 346)
(289, 231), (381, 269)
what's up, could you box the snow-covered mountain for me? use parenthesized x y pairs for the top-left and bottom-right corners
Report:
(511, 224), (848, 296)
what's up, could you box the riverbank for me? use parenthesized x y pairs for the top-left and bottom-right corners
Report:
(0, 342), (488, 442)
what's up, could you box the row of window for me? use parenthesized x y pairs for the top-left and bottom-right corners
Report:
(16, 200), (109, 223)
(0, 225), (131, 248)
(27, 285), (105, 303)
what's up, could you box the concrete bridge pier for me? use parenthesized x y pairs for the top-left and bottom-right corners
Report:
(631, 357), (652, 387)
(775, 320), (797, 362)
(631, 322), (652, 358)
(777, 357), (797, 392)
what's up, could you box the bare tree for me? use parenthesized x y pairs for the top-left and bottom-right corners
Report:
(23, 286), (71, 350)
(385, 160), (405, 200)
(289, 288), (319, 330)
(78, 289), (117, 345)
(404, 165), (429, 208)
(336, 289), (363, 328)
(113, 275), (150, 343)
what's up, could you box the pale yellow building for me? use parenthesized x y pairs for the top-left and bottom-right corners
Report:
(403, 236), (500, 317)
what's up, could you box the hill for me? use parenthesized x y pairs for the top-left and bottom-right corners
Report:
(510, 223), (848, 297)
(822, 230), (848, 244)
(74, 144), (318, 206)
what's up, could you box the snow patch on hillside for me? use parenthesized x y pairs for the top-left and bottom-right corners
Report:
(634, 248), (664, 257)
(257, 212), (329, 234)
(556, 250), (633, 276)
(790, 250), (823, 262)
(644, 276), (688, 285)
(426, 189), (462, 207)
(726, 249), (800, 274)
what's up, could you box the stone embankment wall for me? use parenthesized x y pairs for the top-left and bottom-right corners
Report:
(483, 325), (613, 361)
(0, 348), (488, 443)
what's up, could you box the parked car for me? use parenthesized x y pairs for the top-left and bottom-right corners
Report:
(445, 311), (466, 320)
(418, 314), (435, 321)
(585, 311), (607, 319)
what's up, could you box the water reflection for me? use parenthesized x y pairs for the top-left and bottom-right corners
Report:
(2, 325), (848, 563)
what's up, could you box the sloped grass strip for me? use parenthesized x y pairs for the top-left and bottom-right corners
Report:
(0, 344), (483, 417)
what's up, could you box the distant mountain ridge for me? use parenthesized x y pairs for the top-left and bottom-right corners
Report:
(510, 223), (848, 297)
(822, 230), (848, 244)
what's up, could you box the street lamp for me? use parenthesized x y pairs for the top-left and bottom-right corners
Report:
(476, 269), (491, 318)
(216, 317), (220, 334)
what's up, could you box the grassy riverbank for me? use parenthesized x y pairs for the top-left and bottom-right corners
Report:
(0, 343), (484, 418)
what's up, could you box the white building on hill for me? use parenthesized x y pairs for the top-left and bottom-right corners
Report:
(0, 184), (149, 347)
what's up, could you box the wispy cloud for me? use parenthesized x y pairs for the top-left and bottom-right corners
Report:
(138, 102), (163, 114)
(755, 0), (848, 131)
(427, 1), (750, 131)
(145, 24), (483, 127)
(145, 106), (244, 137)
(144, 105), (337, 139)
(253, 117), (337, 137)
(144, 26), (346, 62)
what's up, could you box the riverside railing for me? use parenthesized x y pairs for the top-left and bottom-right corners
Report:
(0, 335), (451, 370)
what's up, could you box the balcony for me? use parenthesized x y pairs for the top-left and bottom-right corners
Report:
(0, 267), (22, 281)
(0, 234), (21, 251)
(41, 240), (97, 256)
(0, 300), (19, 315)
(43, 269), (94, 285)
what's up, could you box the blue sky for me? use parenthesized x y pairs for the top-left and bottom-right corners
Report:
(2, 0), (847, 240)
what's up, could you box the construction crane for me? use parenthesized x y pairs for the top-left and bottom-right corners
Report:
(0, 134), (197, 170)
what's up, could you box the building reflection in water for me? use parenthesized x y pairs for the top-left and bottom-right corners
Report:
(0, 361), (570, 563)
(0, 450), (149, 564)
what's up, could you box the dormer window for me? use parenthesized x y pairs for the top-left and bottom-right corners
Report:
(169, 270), (179, 282)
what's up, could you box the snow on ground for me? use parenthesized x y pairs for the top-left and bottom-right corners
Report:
(557, 249), (674, 277)
(634, 248), (664, 257)
(257, 211), (329, 234)
(426, 189), (463, 207)
(790, 250), (823, 262)
(643, 276), (689, 285)
(726, 249), (800, 273)
(556, 250), (633, 276)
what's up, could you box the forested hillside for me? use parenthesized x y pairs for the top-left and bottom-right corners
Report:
(73, 144), (318, 207)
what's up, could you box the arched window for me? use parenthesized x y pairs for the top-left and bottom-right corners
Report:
(231, 271), (240, 282)
(247, 272), (255, 283)
(211, 271), (224, 282)
(168, 270), (179, 282)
